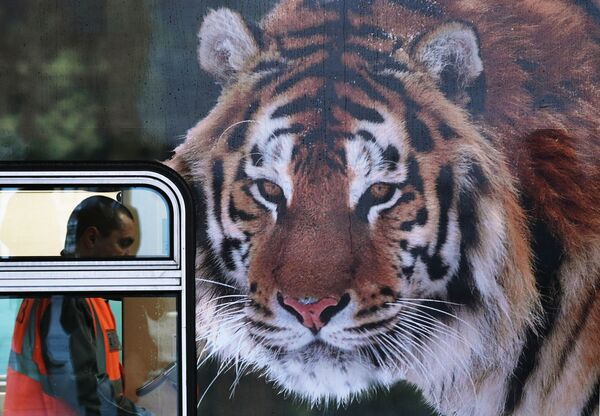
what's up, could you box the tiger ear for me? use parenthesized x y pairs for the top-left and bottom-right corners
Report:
(413, 22), (485, 112)
(198, 8), (259, 84)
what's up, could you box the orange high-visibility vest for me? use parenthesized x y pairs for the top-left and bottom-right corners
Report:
(4, 297), (124, 416)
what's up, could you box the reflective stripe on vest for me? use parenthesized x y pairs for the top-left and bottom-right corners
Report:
(86, 298), (124, 397)
(8, 300), (52, 388)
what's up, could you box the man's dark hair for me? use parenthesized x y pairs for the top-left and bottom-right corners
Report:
(61, 196), (134, 257)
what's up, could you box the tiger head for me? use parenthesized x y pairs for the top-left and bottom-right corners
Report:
(169, 0), (537, 407)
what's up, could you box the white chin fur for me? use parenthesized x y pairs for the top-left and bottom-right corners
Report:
(264, 352), (402, 405)
(202, 324), (403, 405)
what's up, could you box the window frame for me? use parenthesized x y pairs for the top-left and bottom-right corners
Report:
(0, 161), (196, 415)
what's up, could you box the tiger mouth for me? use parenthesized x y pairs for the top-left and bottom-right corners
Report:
(279, 339), (360, 362)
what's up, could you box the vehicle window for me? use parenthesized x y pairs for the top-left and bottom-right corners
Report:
(0, 186), (170, 259)
(0, 164), (195, 415)
(0, 295), (179, 416)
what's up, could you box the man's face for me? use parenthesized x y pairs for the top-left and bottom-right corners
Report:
(79, 214), (137, 258)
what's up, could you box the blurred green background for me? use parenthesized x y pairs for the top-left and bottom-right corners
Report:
(0, 1), (437, 414)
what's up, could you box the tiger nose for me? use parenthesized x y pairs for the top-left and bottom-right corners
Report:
(277, 293), (350, 334)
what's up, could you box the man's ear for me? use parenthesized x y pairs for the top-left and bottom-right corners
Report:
(198, 8), (260, 85)
(81, 226), (100, 249)
(413, 22), (485, 112)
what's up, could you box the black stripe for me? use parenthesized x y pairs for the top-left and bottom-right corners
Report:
(274, 62), (325, 95)
(446, 250), (479, 307)
(192, 180), (224, 282)
(228, 197), (257, 222)
(439, 122), (459, 140)
(371, 60), (410, 74)
(399, 207), (428, 231)
(370, 72), (412, 102)
(247, 21), (265, 49)
(211, 160), (224, 226)
(273, 60), (387, 106)
(248, 320), (283, 333)
(378, 190), (415, 219)
(397, 192), (415, 204)
(343, 99), (384, 123)
(406, 111), (434, 152)
(345, 69), (388, 103)
(241, 184), (270, 214)
(249, 300), (273, 317)
(435, 165), (454, 252)
(286, 21), (337, 38)
(228, 101), (259, 150)
(271, 95), (320, 119)
(235, 158), (248, 181)
(581, 376), (600, 416)
(347, 317), (397, 332)
(503, 214), (564, 414)
(356, 129), (376, 142)
(457, 186), (479, 249)
(370, 72), (433, 153)
(345, 44), (393, 64)
(555, 292), (596, 383)
(466, 160), (489, 194)
(425, 165), (454, 281)
(275, 65), (388, 106)
(370, 72), (422, 122)
(270, 123), (304, 140)
(254, 69), (285, 91)
(221, 238), (242, 270)
(382, 145), (400, 170)
(252, 60), (285, 73)
(446, 185), (482, 306)
(404, 155), (424, 194)
(281, 43), (325, 60)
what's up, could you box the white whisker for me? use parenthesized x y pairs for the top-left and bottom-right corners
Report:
(395, 320), (475, 402)
(396, 306), (471, 347)
(213, 120), (260, 151)
(198, 360), (236, 406)
(395, 297), (464, 307)
(389, 299), (477, 332)
(197, 278), (239, 290)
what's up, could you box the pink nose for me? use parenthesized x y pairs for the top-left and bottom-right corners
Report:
(278, 294), (350, 334)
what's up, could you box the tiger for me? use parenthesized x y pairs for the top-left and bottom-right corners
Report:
(166, 0), (600, 414)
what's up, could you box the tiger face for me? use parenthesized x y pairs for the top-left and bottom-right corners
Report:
(174, 0), (534, 408)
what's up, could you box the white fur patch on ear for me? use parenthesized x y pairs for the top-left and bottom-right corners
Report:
(198, 8), (259, 84)
(414, 22), (483, 100)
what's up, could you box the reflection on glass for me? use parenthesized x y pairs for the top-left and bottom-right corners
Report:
(0, 187), (170, 258)
(0, 296), (178, 416)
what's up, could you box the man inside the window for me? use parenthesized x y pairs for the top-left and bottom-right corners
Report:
(5, 196), (153, 416)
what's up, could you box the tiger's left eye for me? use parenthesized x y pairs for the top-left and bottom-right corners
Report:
(368, 183), (394, 201)
(257, 179), (284, 204)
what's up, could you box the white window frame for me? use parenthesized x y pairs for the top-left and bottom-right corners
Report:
(0, 161), (196, 415)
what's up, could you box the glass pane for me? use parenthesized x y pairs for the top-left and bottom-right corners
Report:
(0, 295), (179, 416)
(0, 186), (171, 259)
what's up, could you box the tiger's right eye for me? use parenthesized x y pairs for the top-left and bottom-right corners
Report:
(369, 183), (393, 200)
(367, 183), (395, 203)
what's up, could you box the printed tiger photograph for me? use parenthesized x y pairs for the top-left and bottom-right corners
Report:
(165, 0), (600, 415)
